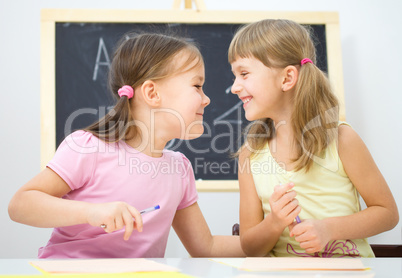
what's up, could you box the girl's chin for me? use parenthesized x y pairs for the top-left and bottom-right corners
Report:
(245, 113), (257, 122)
(184, 135), (202, 140)
(182, 124), (205, 140)
(184, 130), (204, 140)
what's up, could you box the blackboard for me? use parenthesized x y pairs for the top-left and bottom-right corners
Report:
(41, 9), (344, 191)
(55, 22), (327, 181)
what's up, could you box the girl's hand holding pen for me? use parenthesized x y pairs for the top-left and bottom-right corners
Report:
(86, 202), (143, 241)
(289, 218), (332, 254)
(268, 182), (301, 230)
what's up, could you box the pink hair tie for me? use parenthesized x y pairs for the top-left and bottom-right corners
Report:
(301, 58), (313, 66)
(118, 85), (134, 99)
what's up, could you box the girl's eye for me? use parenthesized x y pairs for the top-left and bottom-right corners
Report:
(240, 72), (248, 77)
(194, 85), (202, 89)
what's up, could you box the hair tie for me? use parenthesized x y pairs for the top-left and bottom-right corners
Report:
(117, 85), (134, 99)
(301, 58), (313, 66)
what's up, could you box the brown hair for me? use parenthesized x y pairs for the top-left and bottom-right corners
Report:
(84, 32), (203, 142)
(229, 19), (339, 172)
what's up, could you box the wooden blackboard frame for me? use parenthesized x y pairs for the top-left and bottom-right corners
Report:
(40, 9), (345, 192)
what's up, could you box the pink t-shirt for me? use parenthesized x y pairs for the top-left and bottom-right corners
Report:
(39, 130), (198, 258)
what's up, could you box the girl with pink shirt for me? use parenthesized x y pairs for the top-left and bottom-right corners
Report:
(8, 32), (244, 258)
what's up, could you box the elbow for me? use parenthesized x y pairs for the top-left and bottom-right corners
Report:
(387, 201), (399, 230)
(241, 246), (268, 257)
(8, 194), (25, 224)
(240, 236), (269, 257)
(241, 246), (266, 257)
(390, 208), (399, 230)
(382, 204), (400, 232)
(241, 247), (256, 257)
(8, 198), (19, 223)
(240, 238), (253, 256)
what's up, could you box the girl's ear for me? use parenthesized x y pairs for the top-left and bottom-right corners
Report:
(141, 80), (161, 107)
(281, 65), (299, 92)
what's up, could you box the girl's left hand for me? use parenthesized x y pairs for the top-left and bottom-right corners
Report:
(288, 219), (332, 254)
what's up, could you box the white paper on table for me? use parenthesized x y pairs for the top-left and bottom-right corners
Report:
(30, 258), (179, 274)
(209, 258), (246, 268)
(235, 274), (375, 278)
(240, 257), (368, 271)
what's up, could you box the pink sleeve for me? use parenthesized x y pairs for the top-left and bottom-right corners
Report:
(46, 130), (97, 190)
(177, 153), (198, 210)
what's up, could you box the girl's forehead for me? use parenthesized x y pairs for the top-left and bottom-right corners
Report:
(231, 56), (259, 67)
(173, 51), (204, 73)
(182, 62), (205, 80)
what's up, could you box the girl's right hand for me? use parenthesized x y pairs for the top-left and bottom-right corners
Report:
(86, 202), (143, 241)
(268, 182), (301, 230)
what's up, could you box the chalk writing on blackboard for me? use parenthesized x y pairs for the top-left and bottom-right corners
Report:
(92, 37), (111, 81)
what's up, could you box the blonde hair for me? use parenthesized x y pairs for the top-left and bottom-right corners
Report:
(229, 19), (339, 172)
(85, 32), (203, 142)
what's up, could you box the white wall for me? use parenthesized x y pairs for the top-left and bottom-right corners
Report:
(1, 0), (401, 258)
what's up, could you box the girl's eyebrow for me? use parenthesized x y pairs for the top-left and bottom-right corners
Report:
(231, 64), (246, 73)
(192, 75), (205, 82)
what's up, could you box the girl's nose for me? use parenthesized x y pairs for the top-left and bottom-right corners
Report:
(231, 79), (241, 95)
(203, 93), (211, 107)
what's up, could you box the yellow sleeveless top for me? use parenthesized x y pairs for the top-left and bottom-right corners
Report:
(250, 123), (374, 258)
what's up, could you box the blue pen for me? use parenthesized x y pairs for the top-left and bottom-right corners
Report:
(140, 205), (160, 215)
(100, 205), (160, 229)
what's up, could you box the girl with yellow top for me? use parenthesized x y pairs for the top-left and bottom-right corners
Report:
(229, 19), (399, 257)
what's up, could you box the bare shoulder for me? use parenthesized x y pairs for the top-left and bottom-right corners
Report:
(337, 123), (377, 179)
(338, 124), (365, 154)
(338, 124), (360, 142)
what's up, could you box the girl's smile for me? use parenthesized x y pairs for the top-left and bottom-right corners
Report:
(155, 52), (210, 141)
(231, 56), (283, 121)
(240, 96), (253, 109)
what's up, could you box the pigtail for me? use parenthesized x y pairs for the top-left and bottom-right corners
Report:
(85, 95), (133, 143)
(292, 61), (339, 171)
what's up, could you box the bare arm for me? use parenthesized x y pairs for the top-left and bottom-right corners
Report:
(172, 202), (245, 257)
(8, 168), (143, 240)
(290, 125), (399, 253)
(328, 125), (398, 238)
(9, 168), (88, 227)
(238, 146), (301, 256)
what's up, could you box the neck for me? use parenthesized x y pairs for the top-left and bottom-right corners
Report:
(124, 110), (176, 158)
(274, 119), (293, 140)
(124, 126), (171, 158)
(128, 96), (190, 157)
